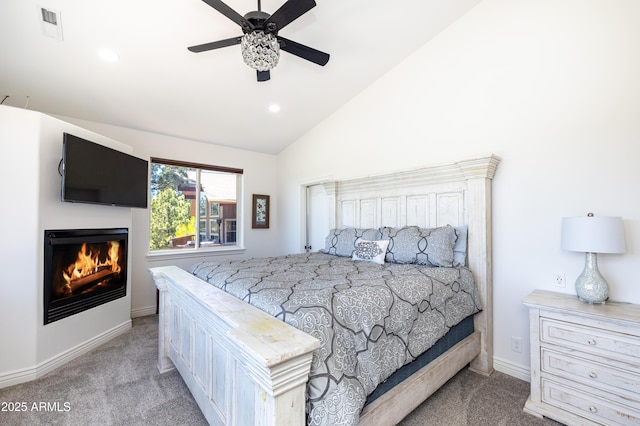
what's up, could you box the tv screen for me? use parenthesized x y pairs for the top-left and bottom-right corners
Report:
(62, 133), (148, 208)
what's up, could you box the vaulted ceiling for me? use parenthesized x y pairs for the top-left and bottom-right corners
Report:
(0, 0), (481, 154)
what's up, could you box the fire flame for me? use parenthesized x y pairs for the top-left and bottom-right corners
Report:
(62, 241), (121, 285)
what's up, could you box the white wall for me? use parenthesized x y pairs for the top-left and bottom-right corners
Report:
(0, 106), (132, 386)
(1, 106), (40, 375)
(58, 118), (280, 317)
(277, 0), (640, 379)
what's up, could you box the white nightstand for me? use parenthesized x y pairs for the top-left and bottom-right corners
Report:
(523, 290), (640, 425)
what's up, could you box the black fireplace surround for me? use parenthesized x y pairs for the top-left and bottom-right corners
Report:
(44, 228), (128, 324)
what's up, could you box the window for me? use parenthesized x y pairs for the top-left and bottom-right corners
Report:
(210, 202), (220, 217)
(149, 158), (242, 252)
(225, 219), (237, 243)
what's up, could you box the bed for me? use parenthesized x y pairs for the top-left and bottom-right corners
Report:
(150, 154), (499, 426)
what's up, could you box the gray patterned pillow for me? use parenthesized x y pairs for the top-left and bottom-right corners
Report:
(323, 228), (381, 257)
(380, 225), (456, 266)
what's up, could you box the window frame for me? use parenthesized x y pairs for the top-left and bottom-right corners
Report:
(147, 157), (244, 258)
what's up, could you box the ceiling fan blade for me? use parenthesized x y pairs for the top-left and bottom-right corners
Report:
(264, 0), (316, 32)
(257, 70), (270, 82)
(277, 36), (329, 66)
(201, 0), (254, 30)
(188, 36), (242, 52)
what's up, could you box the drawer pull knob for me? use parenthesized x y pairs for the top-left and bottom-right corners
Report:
(587, 338), (597, 345)
(589, 372), (598, 379)
(589, 406), (598, 413)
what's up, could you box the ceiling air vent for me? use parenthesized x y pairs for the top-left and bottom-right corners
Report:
(41, 8), (57, 25)
(38, 6), (63, 41)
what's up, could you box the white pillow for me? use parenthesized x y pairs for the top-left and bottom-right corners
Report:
(352, 239), (390, 265)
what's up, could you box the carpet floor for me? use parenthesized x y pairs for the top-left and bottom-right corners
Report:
(0, 315), (561, 425)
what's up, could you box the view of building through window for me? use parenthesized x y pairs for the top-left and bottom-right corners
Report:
(149, 160), (241, 251)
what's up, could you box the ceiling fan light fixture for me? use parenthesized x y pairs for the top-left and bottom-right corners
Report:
(241, 31), (280, 71)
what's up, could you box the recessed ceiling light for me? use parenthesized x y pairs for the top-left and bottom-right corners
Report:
(98, 49), (119, 62)
(268, 104), (280, 113)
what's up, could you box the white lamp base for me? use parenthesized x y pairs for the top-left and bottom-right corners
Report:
(575, 252), (609, 304)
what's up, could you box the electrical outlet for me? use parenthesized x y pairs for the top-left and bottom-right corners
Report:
(511, 336), (523, 353)
(554, 273), (566, 288)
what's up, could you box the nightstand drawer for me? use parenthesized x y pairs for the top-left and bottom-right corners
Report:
(541, 318), (640, 364)
(542, 348), (640, 400)
(542, 378), (640, 426)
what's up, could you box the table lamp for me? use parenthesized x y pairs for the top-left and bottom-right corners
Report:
(561, 213), (625, 304)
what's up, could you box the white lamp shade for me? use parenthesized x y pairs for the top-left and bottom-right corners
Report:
(561, 215), (625, 254)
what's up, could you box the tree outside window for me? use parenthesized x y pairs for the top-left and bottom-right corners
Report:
(149, 159), (242, 251)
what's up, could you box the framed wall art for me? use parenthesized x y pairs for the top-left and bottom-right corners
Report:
(252, 194), (270, 229)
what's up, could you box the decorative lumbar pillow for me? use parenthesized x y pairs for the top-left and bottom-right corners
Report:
(381, 225), (456, 267)
(352, 238), (389, 264)
(452, 225), (468, 267)
(323, 228), (381, 257)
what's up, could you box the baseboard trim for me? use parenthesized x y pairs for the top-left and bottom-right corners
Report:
(0, 320), (132, 389)
(131, 305), (157, 318)
(493, 356), (530, 382)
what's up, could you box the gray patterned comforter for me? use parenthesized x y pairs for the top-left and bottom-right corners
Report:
(189, 252), (481, 425)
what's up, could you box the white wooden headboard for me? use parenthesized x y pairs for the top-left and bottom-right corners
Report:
(322, 155), (500, 374)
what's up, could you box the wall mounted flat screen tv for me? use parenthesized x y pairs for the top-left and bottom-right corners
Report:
(62, 133), (148, 208)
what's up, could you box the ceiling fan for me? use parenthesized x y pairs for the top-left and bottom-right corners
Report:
(188, 0), (330, 82)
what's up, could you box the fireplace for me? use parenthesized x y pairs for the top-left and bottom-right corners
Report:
(44, 228), (128, 324)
